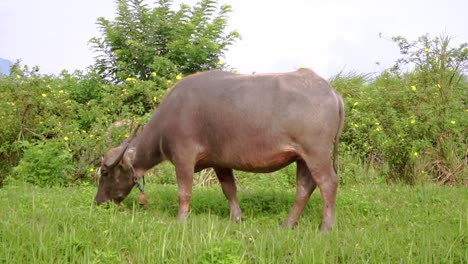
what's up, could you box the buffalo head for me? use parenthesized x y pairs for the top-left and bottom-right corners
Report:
(95, 126), (140, 205)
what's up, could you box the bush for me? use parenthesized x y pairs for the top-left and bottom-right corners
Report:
(13, 140), (74, 187)
(0, 64), (161, 186)
(0, 65), (78, 185)
(332, 34), (467, 185)
(1, 33), (466, 187)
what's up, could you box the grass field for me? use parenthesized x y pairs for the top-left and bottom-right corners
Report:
(0, 181), (466, 263)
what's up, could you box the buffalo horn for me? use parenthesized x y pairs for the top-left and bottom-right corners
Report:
(120, 124), (141, 146)
(105, 144), (130, 169)
(106, 124), (141, 169)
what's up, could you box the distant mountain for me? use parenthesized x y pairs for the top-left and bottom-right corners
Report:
(0, 58), (13, 75)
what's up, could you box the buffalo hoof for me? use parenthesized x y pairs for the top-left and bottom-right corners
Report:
(231, 215), (246, 223)
(280, 221), (297, 229)
(319, 223), (333, 234)
(177, 212), (189, 222)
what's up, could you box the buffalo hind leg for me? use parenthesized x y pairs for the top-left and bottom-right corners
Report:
(214, 167), (242, 222)
(282, 159), (317, 228)
(305, 156), (338, 233)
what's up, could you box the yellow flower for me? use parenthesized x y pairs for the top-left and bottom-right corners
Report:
(11, 102), (15, 106)
(89, 134), (94, 138)
(126, 77), (137, 83)
(413, 151), (418, 157)
(436, 83), (441, 89)
(151, 72), (157, 77)
(411, 85), (417, 91)
(59, 90), (64, 94)
(42, 93), (47, 97)
(410, 119), (416, 125)
(16, 74), (21, 79)
(376, 127), (381, 132)
(218, 60), (225, 66)
(176, 74), (182, 80)
(424, 47), (429, 52)
(353, 102), (359, 106)
(354, 124), (359, 128)
(68, 149), (72, 152)
(153, 96), (158, 102)
(375, 122), (380, 125)
(64, 136), (69, 141)
(122, 88), (127, 92)
(450, 120), (456, 124)
(89, 167), (95, 172)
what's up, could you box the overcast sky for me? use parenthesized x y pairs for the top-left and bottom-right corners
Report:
(1, 0), (466, 78)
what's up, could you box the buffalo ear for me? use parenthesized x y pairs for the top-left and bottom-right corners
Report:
(122, 153), (133, 171)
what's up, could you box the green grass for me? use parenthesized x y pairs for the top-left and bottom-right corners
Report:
(0, 182), (466, 263)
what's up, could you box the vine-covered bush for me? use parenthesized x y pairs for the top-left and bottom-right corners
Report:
(333, 34), (467, 185)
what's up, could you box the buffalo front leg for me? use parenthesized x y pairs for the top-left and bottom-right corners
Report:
(174, 162), (194, 221)
(282, 160), (317, 228)
(214, 167), (242, 222)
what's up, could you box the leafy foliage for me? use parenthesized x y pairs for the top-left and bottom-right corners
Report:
(391, 34), (468, 77)
(0, 65), (79, 185)
(90, 0), (240, 83)
(0, 64), (162, 186)
(333, 33), (467, 184)
(1, 31), (466, 186)
(13, 140), (74, 187)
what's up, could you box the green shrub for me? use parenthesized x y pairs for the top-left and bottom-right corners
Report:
(0, 62), (170, 186)
(2, 32), (466, 187)
(0, 65), (78, 184)
(333, 34), (467, 184)
(13, 140), (74, 187)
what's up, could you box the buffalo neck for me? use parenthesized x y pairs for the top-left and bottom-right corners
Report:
(130, 127), (166, 177)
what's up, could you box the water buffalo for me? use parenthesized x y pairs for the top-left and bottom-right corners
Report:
(95, 68), (345, 233)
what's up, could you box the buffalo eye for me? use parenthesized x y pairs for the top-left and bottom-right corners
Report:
(101, 168), (109, 177)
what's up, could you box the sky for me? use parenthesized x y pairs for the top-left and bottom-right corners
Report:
(0, 0), (467, 78)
